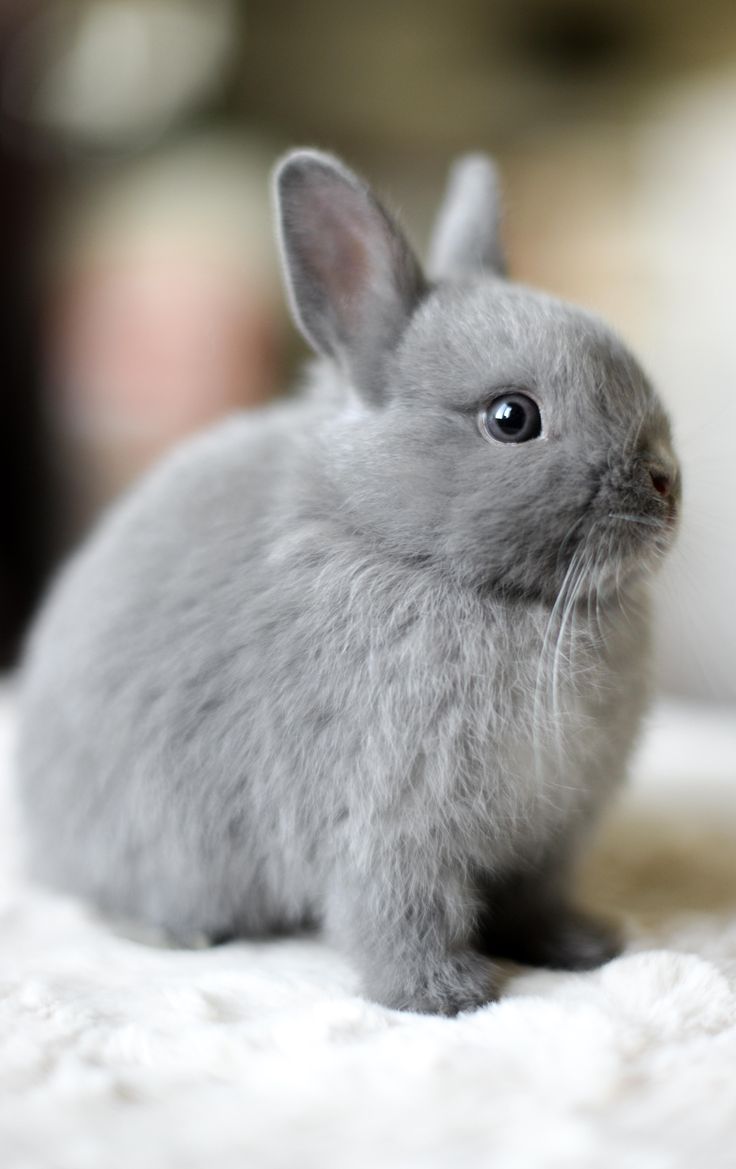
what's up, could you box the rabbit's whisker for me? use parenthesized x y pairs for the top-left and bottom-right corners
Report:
(608, 512), (667, 529)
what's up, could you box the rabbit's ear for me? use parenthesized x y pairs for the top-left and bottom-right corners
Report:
(428, 154), (506, 280)
(275, 150), (426, 403)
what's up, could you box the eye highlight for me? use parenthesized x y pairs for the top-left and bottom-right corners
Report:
(478, 392), (542, 445)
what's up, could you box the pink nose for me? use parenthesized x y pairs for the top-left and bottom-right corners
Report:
(649, 469), (672, 498)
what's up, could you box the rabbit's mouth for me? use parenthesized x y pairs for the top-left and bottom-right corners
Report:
(582, 504), (677, 598)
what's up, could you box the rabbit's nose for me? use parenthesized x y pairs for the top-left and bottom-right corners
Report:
(645, 457), (680, 506)
(649, 468), (672, 498)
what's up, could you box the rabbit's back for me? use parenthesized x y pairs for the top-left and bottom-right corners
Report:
(17, 404), (341, 936)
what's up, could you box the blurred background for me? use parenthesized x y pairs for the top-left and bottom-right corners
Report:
(1, 0), (734, 705)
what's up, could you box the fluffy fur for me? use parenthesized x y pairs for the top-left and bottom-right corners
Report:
(16, 150), (680, 1014)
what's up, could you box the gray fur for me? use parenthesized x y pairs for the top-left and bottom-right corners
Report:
(16, 150), (680, 1015)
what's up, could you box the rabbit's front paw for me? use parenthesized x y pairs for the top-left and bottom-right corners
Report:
(365, 951), (497, 1016)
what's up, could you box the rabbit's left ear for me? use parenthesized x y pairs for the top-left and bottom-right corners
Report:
(428, 154), (506, 280)
(275, 150), (426, 404)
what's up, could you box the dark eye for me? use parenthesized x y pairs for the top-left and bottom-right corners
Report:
(478, 392), (542, 444)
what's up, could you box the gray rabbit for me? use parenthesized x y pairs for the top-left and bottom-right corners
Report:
(16, 150), (680, 1014)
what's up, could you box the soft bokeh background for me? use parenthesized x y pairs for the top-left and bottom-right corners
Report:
(1, 0), (734, 705)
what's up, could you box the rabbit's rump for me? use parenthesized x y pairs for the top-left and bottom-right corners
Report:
(18, 411), (323, 940)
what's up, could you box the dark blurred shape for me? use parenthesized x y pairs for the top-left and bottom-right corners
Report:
(0, 1), (53, 667)
(0, 0), (255, 662)
(512, 1), (641, 76)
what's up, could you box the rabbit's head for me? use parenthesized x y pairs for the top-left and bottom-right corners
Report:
(275, 150), (679, 602)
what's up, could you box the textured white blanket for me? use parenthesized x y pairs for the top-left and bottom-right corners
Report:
(2, 692), (735, 1169)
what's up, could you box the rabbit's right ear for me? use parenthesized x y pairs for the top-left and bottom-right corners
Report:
(428, 154), (506, 280)
(275, 150), (426, 404)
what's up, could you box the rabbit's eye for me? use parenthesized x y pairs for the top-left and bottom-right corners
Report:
(478, 393), (542, 444)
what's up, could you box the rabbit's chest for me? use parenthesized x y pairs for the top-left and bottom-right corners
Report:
(408, 606), (645, 865)
(290, 567), (648, 869)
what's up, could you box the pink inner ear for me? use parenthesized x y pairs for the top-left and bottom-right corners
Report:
(302, 181), (380, 320)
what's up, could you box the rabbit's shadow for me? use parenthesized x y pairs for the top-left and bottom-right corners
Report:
(581, 798), (736, 928)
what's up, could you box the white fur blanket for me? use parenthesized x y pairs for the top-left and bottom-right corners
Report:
(2, 690), (735, 1169)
